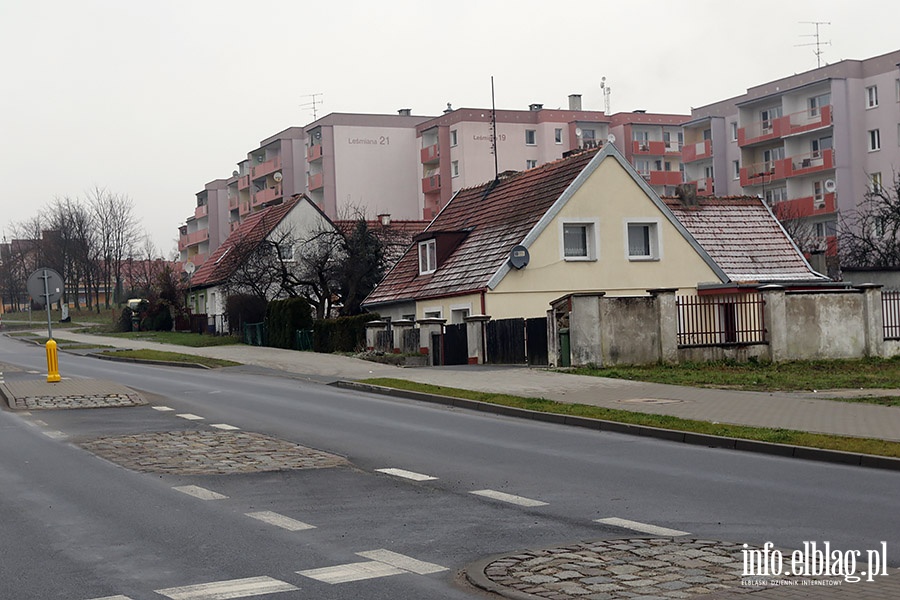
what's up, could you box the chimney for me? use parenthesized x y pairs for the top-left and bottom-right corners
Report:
(529, 103), (543, 111)
(568, 94), (582, 111)
(378, 213), (391, 226)
(398, 108), (411, 116)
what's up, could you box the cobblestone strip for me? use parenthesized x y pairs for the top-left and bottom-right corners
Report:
(79, 430), (348, 475)
(10, 392), (146, 410)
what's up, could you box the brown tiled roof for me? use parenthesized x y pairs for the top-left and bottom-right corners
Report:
(190, 196), (302, 288)
(334, 218), (429, 267)
(664, 196), (824, 282)
(364, 149), (600, 306)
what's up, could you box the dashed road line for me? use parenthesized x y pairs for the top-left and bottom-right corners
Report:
(210, 423), (240, 431)
(375, 468), (437, 481)
(155, 576), (297, 599)
(470, 489), (548, 507)
(43, 430), (68, 440)
(356, 549), (448, 574)
(245, 511), (315, 531)
(594, 517), (689, 537)
(299, 560), (406, 584)
(176, 413), (205, 421)
(172, 485), (228, 501)
(86, 596), (133, 600)
(152, 406), (175, 412)
(34, 419), (48, 426)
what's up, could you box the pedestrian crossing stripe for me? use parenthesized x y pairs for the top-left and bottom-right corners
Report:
(595, 517), (689, 537)
(155, 576), (297, 599)
(298, 549), (448, 584)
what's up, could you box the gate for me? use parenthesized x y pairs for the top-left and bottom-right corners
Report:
(486, 318), (526, 364)
(526, 317), (548, 365)
(442, 323), (469, 365)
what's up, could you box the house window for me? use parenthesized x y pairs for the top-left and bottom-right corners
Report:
(418, 239), (437, 275)
(866, 85), (879, 108)
(278, 242), (294, 261)
(731, 122), (738, 141)
(732, 160), (740, 180)
(450, 305), (471, 324)
(871, 172), (883, 193)
(561, 220), (598, 261)
(450, 129), (458, 146)
(526, 159), (538, 169)
(451, 160), (460, 177)
(423, 308), (442, 319)
(525, 129), (536, 145)
(554, 128), (563, 144)
(868, 129), (881, 151)
(626, 221), (660, 260)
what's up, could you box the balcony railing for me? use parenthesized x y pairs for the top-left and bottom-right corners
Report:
(738, 105), (832, 147)
(773, 192), (836, 220)
(788, 148), (834, 177)
(252, 185), (282, 206)
(686, 177), (715, 196)
(648, 171), (683, 186)
(420, 143), (440, 164)
(238, 175), (250, 190)
(178, 228), (209, 252)
(194, 204), (208, 219)
(307, 144), (323, 162)
(308, 172), (324, 191)
(239, 202), (251, 216)
(228, 196), (239, 210)
(422, 174), (441, 194)
(740, 149), (833, 186)
(251, 155), (282, 179)
(682, 139), (712, 163)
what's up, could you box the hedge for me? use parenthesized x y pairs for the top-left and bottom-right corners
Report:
(265, 297), (314, 349)
(313, 313), (380, 353)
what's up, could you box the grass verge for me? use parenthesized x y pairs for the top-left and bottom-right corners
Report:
(569, 357), (900, 392)
(97, 331), (241, 347)
(361, 377), (900, 459)
(99, 349), (241, 369)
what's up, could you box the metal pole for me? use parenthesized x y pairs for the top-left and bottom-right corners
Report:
(43, 269), (53, 339)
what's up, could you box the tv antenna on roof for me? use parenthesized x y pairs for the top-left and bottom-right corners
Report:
(600, 77), (611, 114)
(797, 21), (831, 68)
(300, 93), (323, 120)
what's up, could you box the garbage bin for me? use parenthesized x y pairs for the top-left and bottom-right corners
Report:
(558, 327), (570, 367)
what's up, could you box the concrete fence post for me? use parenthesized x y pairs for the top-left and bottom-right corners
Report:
(759, 285), (786, 362)
(858, 283), (884, 358)
(416, 318), (446, 366)
(464, 314), (491, 364)
(391, 319), (415, 354)
(365, 320), (388, 352)
(648, 288), (678, 364)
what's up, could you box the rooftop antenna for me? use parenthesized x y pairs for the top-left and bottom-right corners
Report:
(600, 76), (611, 114)
(482, 76), (501, 201)
(300, 93), (323, 120)
(797, 21), (831, 68)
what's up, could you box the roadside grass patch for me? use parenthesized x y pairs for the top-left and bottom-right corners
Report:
(98, 331), (241, 347)
(99, 349), (241, 369)
(360, 378), (900, 459)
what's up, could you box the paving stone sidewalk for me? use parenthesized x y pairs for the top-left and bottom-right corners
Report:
(0, 378), (146, 410)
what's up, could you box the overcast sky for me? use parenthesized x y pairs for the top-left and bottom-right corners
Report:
(2, 1), (897, 257)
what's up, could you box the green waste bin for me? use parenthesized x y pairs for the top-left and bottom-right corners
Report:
(559, 327), (570, 367)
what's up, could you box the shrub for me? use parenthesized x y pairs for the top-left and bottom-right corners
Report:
(313, 313), (380, 353)
(265, 297), (314, 349)
(117, 307), (134, 332)
(225, 294), (268, 334)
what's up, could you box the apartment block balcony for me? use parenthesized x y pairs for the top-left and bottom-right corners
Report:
(738, 106), (832, 147)
(788, 148), (834, 178)
(194, 204), (208, 219)
(228, 196), (239, 210)
(239, 201), (251, 216)
(740, 158), (790, 187)
(229, 220), (241, 233)
(308, 172), (324, 191)
(773, 192), (836, 220)
(178, 229), (209, 252)
(682, 139), (712, 163)
(238, 175), (250, 190)
(686, 177), (715, 196)
(422, 174), (441, 194)
(307, 144), (323, 162)
(251, 155), (282, 180)
(252, 184), (283, 207)
(185, 253), (208, 268)
(648, 171), (683, 187)
(421, 143), (440, 164)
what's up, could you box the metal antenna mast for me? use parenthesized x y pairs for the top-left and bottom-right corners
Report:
(300, 93), (323, 120)
(600, 77), (611, 114)
(490, 76), (499, 181)
(797, 21), (831, 68)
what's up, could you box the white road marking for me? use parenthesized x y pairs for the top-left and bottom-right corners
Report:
(245, 511), (315, 531)
(298, 561), (406, 584)
(155, 576), (297, 599)
(34, 419), (48, 426)
(356, 549), (448, 575)
(470, 489), (548, 507)
(375, 468), (437, 481)
(176, 413), (205, 421)
(172, 485), (228, 501)
(27, 370), (40, 374)
(19, 411), (31, 416)
(210, 423), (240, 431)
(594, 517), (689, 537)
(86, 596), (133, 600)
(152, 406), (175, 411)
(43, 431), (68, 440)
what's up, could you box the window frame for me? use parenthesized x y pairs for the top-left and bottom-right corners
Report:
(526, 159), (538, 170)
(450, 129), (458, 147)
(868, 129), (881, 152)
(525, 129), (537, 146)
(624, 219), (662, 261)
(554, 128), (563, 144)
(451, 160), (460, 178)
(559, 219), (599, 262)
(418, 239), (437, 275)
(732, 160), (740, 180)
(866, 85), (879, 109)
(731, 122), (738, 141)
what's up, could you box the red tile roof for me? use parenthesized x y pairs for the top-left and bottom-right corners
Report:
(364, 149), (600, 306)
(664, 196), (823, 282)
(190, 196), (302, 288)
(334, 218), (429, 267)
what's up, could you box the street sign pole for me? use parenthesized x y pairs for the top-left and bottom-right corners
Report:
(42, 269), (54, 340)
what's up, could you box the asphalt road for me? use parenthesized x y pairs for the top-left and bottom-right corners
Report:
(2, 337), (899, 599)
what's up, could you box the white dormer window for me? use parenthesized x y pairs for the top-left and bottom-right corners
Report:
(418, 239), (437, 275)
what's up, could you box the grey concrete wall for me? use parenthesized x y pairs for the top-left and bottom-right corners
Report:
(599, 296), (659, 365)
(570, 295), (602, 366)
(678, 344), (769, 363)
(784, 291), (867, 359)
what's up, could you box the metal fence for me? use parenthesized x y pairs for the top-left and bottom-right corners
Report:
(884, 290), (900, 340)
(676, 293), (767, 347)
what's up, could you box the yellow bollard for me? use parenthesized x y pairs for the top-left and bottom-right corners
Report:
(46, 339), (61, 383)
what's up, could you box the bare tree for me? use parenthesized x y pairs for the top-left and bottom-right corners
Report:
(89, 186), (140, 307)
(838, 171), (900, 269)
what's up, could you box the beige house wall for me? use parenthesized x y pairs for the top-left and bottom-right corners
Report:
(416, 293), (483, 324)
(488, 157), (722, 318)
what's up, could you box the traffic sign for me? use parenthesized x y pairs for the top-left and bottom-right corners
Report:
(27, 268), (64, 306)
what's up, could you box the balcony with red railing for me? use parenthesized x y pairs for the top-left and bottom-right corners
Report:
(632, 140), (666, 155)
(739, 106), (832, 148)
(787, 148), (834, 179)
(308, 172), (324, 191)
(307, 144), (323, 162)
(251, 155), (282, 179)
(422, 174), (441, 194)
(178, 228), (209, 252)
(773, 192), (836, 220)
(194, 204), (208, 219)
(238, 175), (250, 190)
(186, 252), (208, 268)
(648, 171), (683, 187)
(785, 105), (832, 137)
(228, 196), (239, 210)
(252, 185), (283, 207)
(686, 177), (715, 196)
(421, 143), (440, 164)
(740, 157), (791, 187)
(682, 139), (712, 163)
(239, 201), (251, 216)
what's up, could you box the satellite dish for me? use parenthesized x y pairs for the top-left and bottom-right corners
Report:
(232, 170), (239, 177)
(575, 128), (583, 137)
(273, 172), (283, 183)
(184, 261), (196, 275)
(607, 133), (616, 144)
(824, 179), (836, 193)
(509, 245), (530, 269)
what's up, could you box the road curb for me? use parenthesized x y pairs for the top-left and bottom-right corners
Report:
(93, 353), (212, 369)
(333, 381), (900, 472)
(465, 552), (547, 600)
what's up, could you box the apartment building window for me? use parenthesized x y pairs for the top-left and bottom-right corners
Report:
(866, 85), (879, 108)
(731, 122), (738, 141)
(451, 160), (460, 177)
(561, 220), (598, 261)
(733, 160), (740, 180)
(525, 130), (537, 145)
(760, 107), (782, 131)
(636, 160), (651, 178)
(626, 221), (660, 260)
(704, 166), (714, 180)
(634, 130), (650, 149)
(811, 136), (832, 158)
(814, 180), (824, 202)
(869, 129), (881, 151)
(871, 172), (883, 193)
(554, 128), (563, 144)
(582, 129), (597, 148)
(526, 159), (538, 169)
(809, 93), (830, 117)
(450, 129), (458, 146)
(418, 239), (437, 275)
(764, 187), (787, 205)
(896, 78), (900, 102)
(654, 159), (663, 171)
